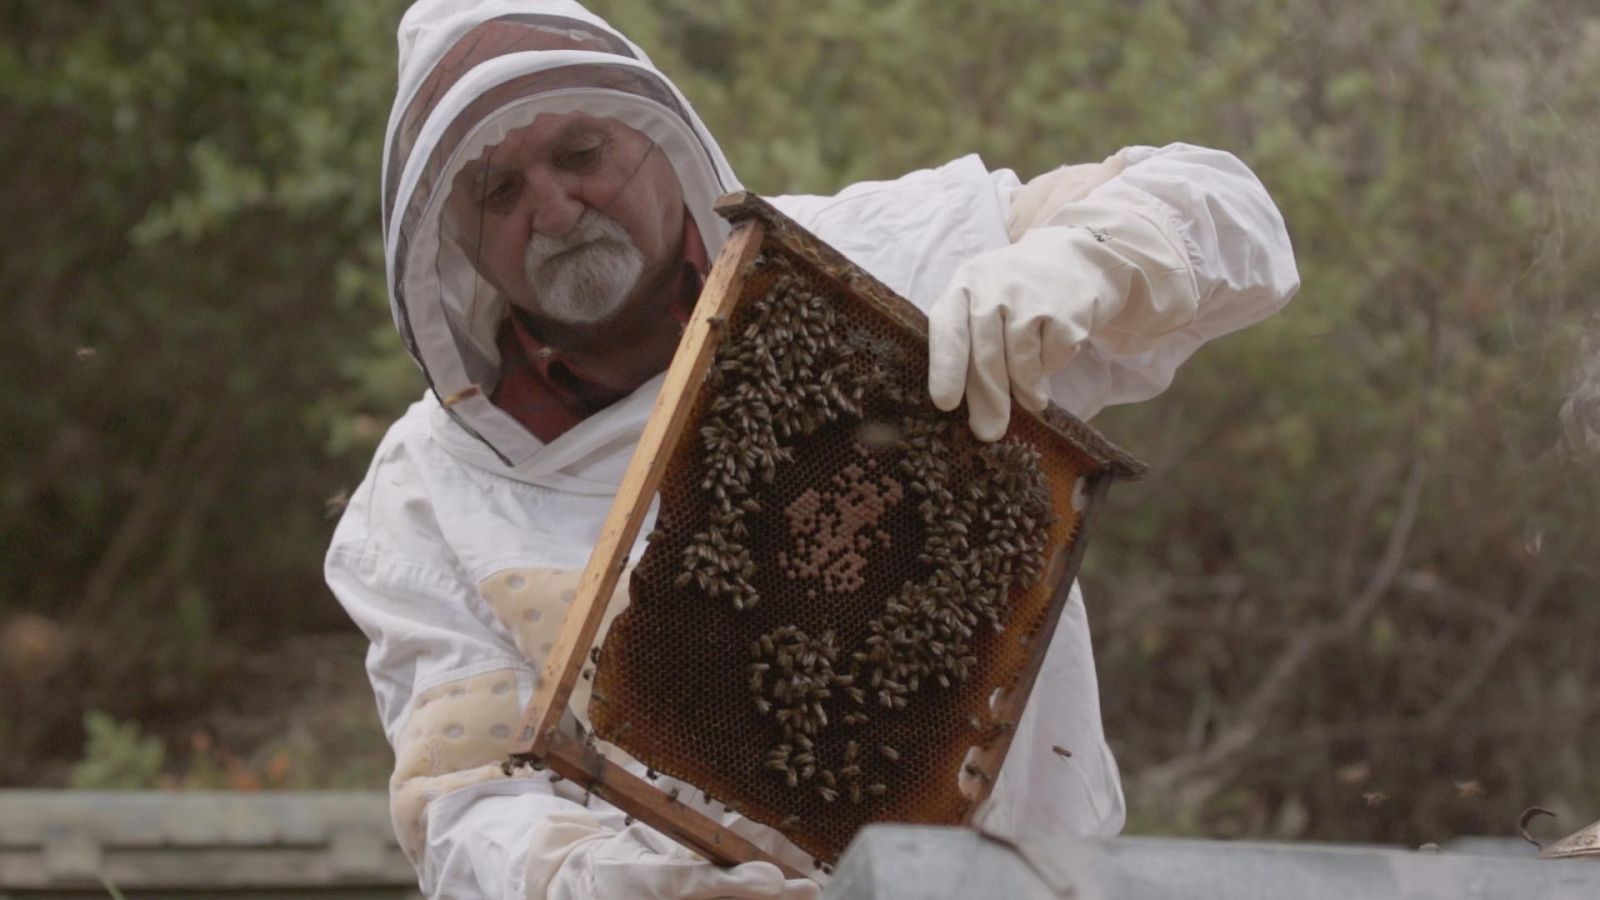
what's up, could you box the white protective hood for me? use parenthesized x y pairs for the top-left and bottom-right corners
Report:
(382, 0), (741, 486)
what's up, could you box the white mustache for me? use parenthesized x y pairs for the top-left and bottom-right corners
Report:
(523, 210), (644, 325)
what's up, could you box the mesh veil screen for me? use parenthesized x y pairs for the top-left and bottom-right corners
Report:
(589, 231), (1105, 864)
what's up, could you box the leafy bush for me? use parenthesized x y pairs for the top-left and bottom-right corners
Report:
(69, 711), (165, 790)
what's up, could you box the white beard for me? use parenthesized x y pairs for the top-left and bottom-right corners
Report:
(523, 209), (645, 325)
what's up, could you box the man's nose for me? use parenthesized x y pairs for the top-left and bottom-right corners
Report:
(524, 171), (586, 237)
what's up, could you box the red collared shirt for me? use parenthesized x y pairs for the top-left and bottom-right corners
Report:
(490, 214), (708, 442)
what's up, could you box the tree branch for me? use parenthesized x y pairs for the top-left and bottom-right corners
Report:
(77, 398), (204, 621)
(1423, 568), (1561, 729)
(1132, 457), (1428, 795)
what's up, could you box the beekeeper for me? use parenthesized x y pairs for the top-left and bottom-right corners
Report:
(325, 1), (1300, 897)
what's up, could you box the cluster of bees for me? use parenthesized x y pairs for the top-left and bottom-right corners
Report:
(856, 420), (1056, 712)
(750, 417), (1053, 805)
(746, 622), (901, 806)
(676, 267), (868, 611)
(748, 625), (885, 804)
(669, 256), (1056, 811)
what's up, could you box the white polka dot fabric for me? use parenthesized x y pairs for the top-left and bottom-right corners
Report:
(478, 566), (630, 731)
(388, 567), (643, 861)
(390, 668), (523, 859)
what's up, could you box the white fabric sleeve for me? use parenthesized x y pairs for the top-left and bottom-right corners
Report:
(329, 499), (819, 890)
(1042, 142), (1301, 419)
(1002, 155), (1127, 241)
(325, 533), (533, 897)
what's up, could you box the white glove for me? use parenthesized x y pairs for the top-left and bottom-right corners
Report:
(928, 187), (1201, 440)
(544, 820), (821, 900)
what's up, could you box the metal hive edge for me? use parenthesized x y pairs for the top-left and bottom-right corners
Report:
(1541, 818), (1600, 860)
(713, 190), (1149, 482)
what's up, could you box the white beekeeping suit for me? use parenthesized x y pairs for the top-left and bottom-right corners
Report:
(326, 1), (1300, 897)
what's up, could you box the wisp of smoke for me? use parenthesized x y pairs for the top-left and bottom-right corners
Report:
(1561, 329), (1600, 457)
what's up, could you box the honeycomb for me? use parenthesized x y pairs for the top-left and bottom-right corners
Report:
(590, 235), (1108, 864)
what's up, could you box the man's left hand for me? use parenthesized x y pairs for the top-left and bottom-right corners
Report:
(927, 194), (1200, 440)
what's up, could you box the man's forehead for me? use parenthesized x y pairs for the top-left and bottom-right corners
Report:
(464, 112), (616, 171)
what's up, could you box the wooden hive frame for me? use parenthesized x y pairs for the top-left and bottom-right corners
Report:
(511, 192), (1145, 876)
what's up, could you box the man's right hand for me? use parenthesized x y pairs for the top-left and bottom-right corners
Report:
(545, 822), (821, 900)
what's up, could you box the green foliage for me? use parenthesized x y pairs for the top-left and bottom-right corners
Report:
(2, 0), (1597, 841)
(70, 711), (165, 790)
(0, 1), (412, 735)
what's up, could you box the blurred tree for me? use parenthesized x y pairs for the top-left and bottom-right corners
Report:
(1, 0), (1596, 843)
(0, 0), (413, 778)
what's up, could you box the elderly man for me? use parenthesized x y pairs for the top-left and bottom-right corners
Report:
(326, 1), (1300, 897)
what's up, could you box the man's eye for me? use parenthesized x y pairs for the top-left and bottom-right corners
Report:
(483, 174), (520, 209)
(556, 143), (604, 172)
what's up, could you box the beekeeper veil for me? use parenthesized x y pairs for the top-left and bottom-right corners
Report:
(382, 0), (739, 466)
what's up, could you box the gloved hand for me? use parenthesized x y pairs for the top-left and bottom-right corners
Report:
(545, 820), (821, 900)
(927, 188), (1200, 440)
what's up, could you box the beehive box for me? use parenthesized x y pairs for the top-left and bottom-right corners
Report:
(516, 193), (1144, 873)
